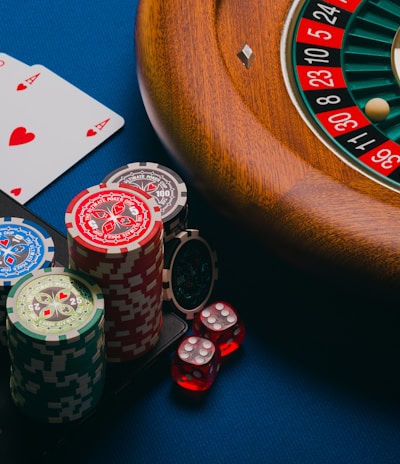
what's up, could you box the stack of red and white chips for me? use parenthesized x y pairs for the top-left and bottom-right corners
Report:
(65, 183), (164, 362)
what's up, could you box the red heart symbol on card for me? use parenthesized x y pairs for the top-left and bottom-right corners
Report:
(9, 127), (35, 146)
(0, 239), (9, 247)
(59, 292), (68, 300)
(16, 83), (27, 91)
(86, 129), (97, 137)
(10, 187), (22, 196)
(146, 183), (157, 192)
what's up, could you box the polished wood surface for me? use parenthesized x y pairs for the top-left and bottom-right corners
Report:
(135, 0), (400, 289)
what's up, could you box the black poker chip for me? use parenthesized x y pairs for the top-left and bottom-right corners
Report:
(102, 161), (189, 241)
(162, 229), (218, 319)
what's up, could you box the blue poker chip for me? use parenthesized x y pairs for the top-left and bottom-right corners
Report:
(0, 217), (55, 347)
(0, 217), (55, 287)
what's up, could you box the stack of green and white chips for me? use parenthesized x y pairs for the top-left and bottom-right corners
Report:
(6, 267), (106, 424)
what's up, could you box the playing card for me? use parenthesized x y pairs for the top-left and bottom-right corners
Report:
(0, 53), (31, 99)
(0, 64), (125, 203)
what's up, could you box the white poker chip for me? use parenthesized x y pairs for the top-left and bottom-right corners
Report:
(102, 161), (188, 239)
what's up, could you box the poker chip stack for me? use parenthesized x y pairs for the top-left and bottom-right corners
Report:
(0, 217), (55, 347)
(6, 267), (106, 423)
(102, 161), (188, 242)
(65, 183), (164, 362)
(102, 163), (220, 321)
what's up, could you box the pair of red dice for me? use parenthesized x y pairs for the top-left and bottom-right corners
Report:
(171, 301), (245, 392)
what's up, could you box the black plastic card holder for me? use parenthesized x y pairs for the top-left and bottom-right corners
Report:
(0, 190), (188, 462)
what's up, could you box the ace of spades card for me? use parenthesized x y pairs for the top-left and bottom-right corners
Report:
(0, 57), (125, 203)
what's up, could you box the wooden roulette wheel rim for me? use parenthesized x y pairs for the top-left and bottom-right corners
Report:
(135, 0), (400, 290)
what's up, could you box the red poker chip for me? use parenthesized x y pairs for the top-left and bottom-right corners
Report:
(106, 320), (161, 349)
(103, 273), (163, 294)
(106, 334), (161, 363)
(101, 282), (162, 301)
(106, 301), (160, 323)
(75, 253), (164, 285)
(105, 304), (161, 334)
(105, 303), (161, 322)
(107, 304), (159, 318)
(65, 183), (162, 254)
(65, 183), (164, 362)
(103, 283), (162, 309)
(67, 233), (163, 270)
(73, 264), (162, 283)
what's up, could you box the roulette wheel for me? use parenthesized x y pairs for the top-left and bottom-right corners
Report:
(135, 0), (400, 291)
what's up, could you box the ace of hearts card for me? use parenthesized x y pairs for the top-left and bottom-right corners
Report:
(0, 55), (125, 203)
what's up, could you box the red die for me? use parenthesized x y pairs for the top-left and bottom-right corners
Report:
(171, 336), (221, 392)
(192, 301), (245, 357)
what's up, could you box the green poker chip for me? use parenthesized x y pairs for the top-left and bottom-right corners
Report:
(7, 266), (104, 344)
(6, 317), (104, 356)
(6, 266), (107, 423)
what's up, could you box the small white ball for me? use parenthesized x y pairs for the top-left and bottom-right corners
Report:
(365, 98), (390, 122)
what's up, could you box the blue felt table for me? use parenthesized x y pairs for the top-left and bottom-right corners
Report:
(2, 2), (400, 463)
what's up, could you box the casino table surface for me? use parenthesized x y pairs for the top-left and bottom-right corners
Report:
(1, 1), (400, 463)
